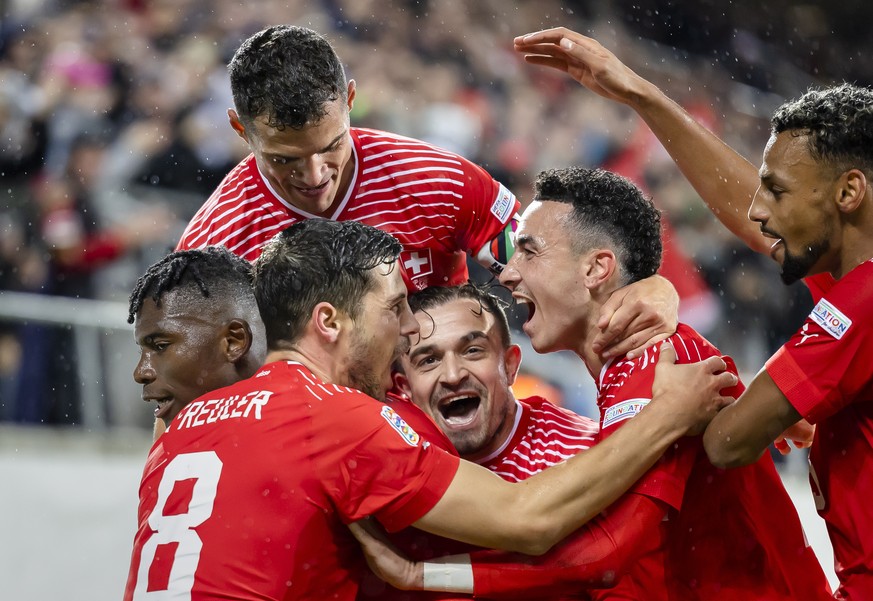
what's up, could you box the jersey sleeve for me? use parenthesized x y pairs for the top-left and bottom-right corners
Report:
(313, 395), (460, 532)
(469, 493), (667, 598)
(452, 157), (520, 257)
(766, 262), (873, 424)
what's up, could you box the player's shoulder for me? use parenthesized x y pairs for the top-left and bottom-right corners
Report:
(667, 324), (723, 364)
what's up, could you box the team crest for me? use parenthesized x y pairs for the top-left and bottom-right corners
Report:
(401, 249), (433, 280)
(381, 405), (421, 447)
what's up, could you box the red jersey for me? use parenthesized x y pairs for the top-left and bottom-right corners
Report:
(123, 361), (460, 601)
(767, 259), (873, 600)
(177, 128), (519, 290)
(479, 397), (598, 481)
(467, 326), (831, 600)
(597, 326), (831, 600)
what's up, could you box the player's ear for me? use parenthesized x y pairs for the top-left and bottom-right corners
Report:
(228, 109), (248, 142)
(582, 249), (616, 290)
(504, 344), (523, 385)
(836, 168), (868, 214)
(346, 80), (356, 112)
(224, 319), (253, 363)
(312, 302), (343, 343)
(392, 370), (412, 399)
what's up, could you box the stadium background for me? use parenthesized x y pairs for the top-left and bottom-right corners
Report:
(2, 0), (867, 597)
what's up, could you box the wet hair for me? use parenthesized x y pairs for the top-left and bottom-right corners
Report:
(253, 219), (402, 349)
(772, 83), (873, 175)
(229, 25), (347, 130)
(534, 167), (661, 285)
(408, 283), (512, 349)
(128, 247), (257, 323)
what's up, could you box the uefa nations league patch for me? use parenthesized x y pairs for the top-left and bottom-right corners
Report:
(381, 405), (421, 447)
(810, 298), (852, 340)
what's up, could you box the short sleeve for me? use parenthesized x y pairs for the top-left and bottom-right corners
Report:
(312, 395), (460, 532)
(766, 261), (873, 424)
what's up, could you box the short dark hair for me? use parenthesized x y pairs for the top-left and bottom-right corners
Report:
(229, 25), (347, 130)
(253, 219), (402, 349)
(128, 247), (257, 323)
(409, 283), (512, 349)
(534, 167), (662, 285)
(771, 83), (873, 175)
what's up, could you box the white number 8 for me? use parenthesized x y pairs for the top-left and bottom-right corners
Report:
(133, 451), (223, 599)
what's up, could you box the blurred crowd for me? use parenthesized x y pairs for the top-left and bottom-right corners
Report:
(3, 0), (860, 426)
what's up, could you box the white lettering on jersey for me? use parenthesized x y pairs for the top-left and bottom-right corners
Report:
(603, 398), (651, 429)
(810, 298), (852, 340)
(380, 405), (421, 446)
(490, 183), (515, 224)
(173, 390), (273, 431)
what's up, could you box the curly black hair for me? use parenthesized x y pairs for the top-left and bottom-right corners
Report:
(128, 247), (255, 323)
(534, 167), (662, 285)
(772, 83), (873, 174)
(253, 219), (402, 349)
(229, 25), (347, 130)
(408, 283), (512, 349)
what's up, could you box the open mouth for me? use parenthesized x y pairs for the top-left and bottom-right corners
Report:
(438, 395), (482, 427)
(514, 296), (535, 325)
(145, 397), (172, 419)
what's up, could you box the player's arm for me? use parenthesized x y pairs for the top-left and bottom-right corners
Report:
(514, 27), (769, 255)
(353, 493), (666, 595)
(411, 346), (735, 555)
(593, 274), (679, 360)
(703, 368), (802, 468)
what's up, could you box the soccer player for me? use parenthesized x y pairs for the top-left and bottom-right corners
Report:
(355, 169), (832, 599)
(177, 24), (677, 361)
(514, 27), (873, 597)
(124, 218), (735, 600)
(177, 25), (518, 291)
(356, 282), (600, 600)
(128, 247), (268, 440)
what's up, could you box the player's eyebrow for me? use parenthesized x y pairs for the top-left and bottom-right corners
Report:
(515, 234), (535, 248)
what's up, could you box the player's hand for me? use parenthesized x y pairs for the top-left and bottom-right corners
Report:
(774, 419), (815, 455)
(348, 519), (423, 591)
(513, 27), (650, 106)
(593, 275), (679, 360)
(651, 343), (737, 436)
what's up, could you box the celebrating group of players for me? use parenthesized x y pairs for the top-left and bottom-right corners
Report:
(122, 24), (873, 601)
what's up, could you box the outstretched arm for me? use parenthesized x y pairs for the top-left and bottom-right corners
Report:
(353, 493), (665, 596)
(408, 346), (735, 555)
(514, 27), (769, 254)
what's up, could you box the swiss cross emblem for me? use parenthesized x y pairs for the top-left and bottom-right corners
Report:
(401, 249), (433, 279)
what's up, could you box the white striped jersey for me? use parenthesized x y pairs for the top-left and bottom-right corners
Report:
(177, 127), (519, 290)
(478, 396), (599, 482)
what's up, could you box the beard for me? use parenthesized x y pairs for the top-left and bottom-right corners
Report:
(346, 332), (408, 401)
(780, 237), (830, 285)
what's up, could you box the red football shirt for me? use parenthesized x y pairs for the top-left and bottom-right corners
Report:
(467, 326), (831, 600)
(767, 259), (873, 599)
(123, 361), (460, 601)
(479, 397), (599, 482)
(598, 326), (831, 600)
(177, 128), (519, 290)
